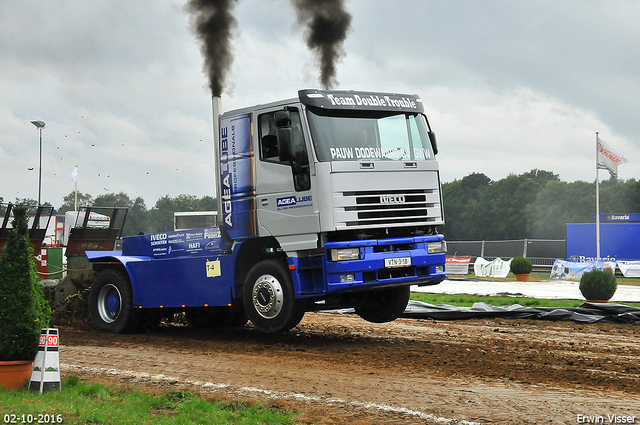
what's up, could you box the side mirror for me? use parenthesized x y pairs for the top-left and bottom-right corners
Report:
(274, 110), (291, 127)
(277, 127), (293, 162)
(275, 110), (293, 162)
(428, 131), (438, 156)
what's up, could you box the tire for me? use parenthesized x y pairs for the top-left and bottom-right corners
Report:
(354, 286), (410, 323)
(89, 268), (138, 333)
(242, 260), (305, 333)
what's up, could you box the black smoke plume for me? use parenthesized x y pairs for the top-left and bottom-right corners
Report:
(187, 0), (239, 96)
(292, 0), (352, 90)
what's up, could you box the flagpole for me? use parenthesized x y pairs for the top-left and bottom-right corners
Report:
(73, 166), (78, 212)
(594, 134), (627, 262)
(595, 132), (601, 260)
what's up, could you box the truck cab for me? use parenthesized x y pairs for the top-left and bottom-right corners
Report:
(87, 89), (446, 333)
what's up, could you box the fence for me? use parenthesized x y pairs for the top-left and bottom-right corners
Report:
(447, 239), (566, 272)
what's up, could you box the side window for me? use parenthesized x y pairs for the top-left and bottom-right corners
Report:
(409, 115), (434, 160)
(259, 112), (282, 162)
(258, 109), (311, 192)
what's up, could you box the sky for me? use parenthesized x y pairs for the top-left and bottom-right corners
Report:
(1, 0), (639, 210)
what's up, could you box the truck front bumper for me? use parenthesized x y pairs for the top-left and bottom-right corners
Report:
(322, 235), (446, 293)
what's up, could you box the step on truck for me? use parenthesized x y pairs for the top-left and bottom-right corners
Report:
(86, 89), (447, 333)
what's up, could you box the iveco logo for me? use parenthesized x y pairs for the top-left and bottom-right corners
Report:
(380, 195), (405, 204)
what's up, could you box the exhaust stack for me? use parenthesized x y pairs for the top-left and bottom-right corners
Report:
(212, 96), (222, 227)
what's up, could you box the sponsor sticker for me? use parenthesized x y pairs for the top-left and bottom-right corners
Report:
(276, 195), (313, 210)
(150, 233), (168, 246)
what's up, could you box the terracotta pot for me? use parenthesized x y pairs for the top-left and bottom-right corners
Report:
(0, 360), (33, 390)
(515, 274), (530, 282)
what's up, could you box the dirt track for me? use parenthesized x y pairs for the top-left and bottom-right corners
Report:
(57, 312), (640, 424)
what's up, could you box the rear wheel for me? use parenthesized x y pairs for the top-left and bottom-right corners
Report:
(89, 268), (138, 333)
(355, 286), (410, 323)
(243, 260), (305, 333)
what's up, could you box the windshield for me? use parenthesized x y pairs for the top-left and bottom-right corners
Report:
(306, 109), (435, 162)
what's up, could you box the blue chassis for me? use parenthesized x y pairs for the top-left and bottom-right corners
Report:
(86, 227), (446, 309)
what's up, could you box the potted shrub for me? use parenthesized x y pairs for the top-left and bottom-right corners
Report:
(0, 204), (51, 389)
(579, 268), (617, 302)
(510, 256), (533, 281)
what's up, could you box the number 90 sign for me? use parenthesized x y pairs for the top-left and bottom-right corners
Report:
(38, 334), (58, 347)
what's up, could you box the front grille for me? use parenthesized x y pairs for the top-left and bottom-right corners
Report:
(378, 266), (416, 280)
(339, 189), (440, 227)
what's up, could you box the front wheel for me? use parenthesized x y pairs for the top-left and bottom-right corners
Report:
(243, 260), (305, 333)
(354, 286), (410, 323)
(89, 268), (138, 333)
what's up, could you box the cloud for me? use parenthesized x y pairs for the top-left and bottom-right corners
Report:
(429, 84), (640, 183)
(345, 1), (640, 140)
(1, 0), (638, 211)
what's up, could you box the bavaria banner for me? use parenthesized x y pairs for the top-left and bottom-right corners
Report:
(474, 257), (511, 278)
(550, 259), (617, 280)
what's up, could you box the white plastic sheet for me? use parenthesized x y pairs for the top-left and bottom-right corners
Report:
(474, 257), (512, 278)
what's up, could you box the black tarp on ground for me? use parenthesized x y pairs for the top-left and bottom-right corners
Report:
(323, 301), (640, 325)
(401, 301), (640, 325)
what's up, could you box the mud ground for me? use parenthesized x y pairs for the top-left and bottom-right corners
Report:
(55, 312), (640, 424)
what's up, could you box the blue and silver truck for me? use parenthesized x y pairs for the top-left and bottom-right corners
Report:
(86, 89), (447, 333)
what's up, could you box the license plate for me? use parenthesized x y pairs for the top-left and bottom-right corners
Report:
(384, 257), (411, 268)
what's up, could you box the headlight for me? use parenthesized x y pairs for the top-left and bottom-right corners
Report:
(427, 241), (446, 254)
(330, 247), (361, 261)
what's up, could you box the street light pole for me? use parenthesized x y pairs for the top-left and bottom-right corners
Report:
(31, 120), (45, 205)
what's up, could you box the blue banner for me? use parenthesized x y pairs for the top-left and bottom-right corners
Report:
(220, 114), (255, 238)
(592, 213), (640, 222)
(566, 223), (640, 262)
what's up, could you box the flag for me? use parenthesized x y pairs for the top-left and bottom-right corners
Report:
(597, 136), (627, 178)
(70, 166), (79, 182)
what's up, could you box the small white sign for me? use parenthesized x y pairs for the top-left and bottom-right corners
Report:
(384, 257), (411, 268)
(206, 260), (221, 278)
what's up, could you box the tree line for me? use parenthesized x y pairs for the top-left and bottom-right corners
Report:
(2, 168), (638, 240)
(441, 169), (640, 241)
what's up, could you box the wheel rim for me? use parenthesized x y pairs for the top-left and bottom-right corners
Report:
(97, 283), (122, 323)
(251, 274), (283, 319)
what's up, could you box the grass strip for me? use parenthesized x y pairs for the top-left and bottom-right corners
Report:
(0, 376), (298, 425)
